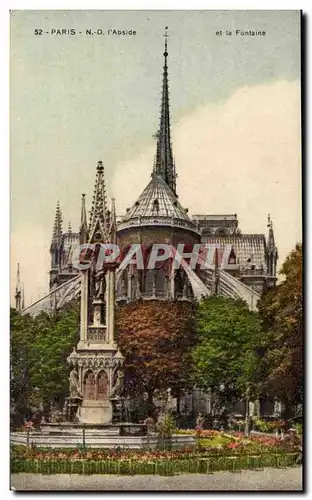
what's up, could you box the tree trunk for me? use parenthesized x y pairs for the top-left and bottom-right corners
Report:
(148, 389), (154, 404)
(147, 389), (155, 417)
(176, 393), (181, 414)
(282, 399), (293, 420)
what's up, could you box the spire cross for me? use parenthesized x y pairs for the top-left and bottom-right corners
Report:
(267, 213), (273, 228)
(163, 26), (169, 56)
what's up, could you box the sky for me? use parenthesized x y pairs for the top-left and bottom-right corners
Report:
(10, 10), (301, 305)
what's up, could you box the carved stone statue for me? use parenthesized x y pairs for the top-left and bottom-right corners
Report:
(111, 369), (124, 398)
(69, 367), (82, 399)
(95, 272), (106, 299)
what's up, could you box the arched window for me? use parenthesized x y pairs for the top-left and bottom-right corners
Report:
(130, 275), (136, 300)
(97, 371), (109, 400)
(145, 269), (155, 295)
(174, 270), (184, 298)
(228, 247), (237, 265)
(83, 370), (96, 400)
(153, 199), (159, 215)
(155, 268), (166, 295)
(117, 271), (127, 297)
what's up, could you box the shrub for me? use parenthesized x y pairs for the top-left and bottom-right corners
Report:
(156, 413), (176, 439)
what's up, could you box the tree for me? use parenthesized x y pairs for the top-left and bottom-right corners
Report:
(191, 296), (263, 403)
(116, 300), (196, 406)
(258, 244), (303, 413)
(29, 300), (80, 409)
(10, 308), (36, 425)
(10, 300), (80, 425)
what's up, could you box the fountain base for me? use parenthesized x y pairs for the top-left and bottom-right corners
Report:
(77, 399), (113, 424)
(11, 423), (195, 449)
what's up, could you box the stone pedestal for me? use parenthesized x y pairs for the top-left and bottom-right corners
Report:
(78, 399), (113, 424)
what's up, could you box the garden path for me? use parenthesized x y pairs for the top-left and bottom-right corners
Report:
(11, 466), (302, 491)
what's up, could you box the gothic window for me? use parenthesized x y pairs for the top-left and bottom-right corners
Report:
(83, 370), (96, 400)
(130, 275), (136, 300)
(145, 269), (154, 295)
(228, 248), (237, 265)
(124, 271), (129, 292)
(155, 268), (166, 295)
(153, 199), (159, 214)
(97, 371), (109, 400)
(118, 271), (129, 299)
(174, 270), (184, 298)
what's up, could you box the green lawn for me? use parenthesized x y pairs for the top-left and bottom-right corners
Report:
(198, 435), (232, 447)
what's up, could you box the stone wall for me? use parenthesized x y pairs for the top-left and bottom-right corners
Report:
(117, 226), (200, 248)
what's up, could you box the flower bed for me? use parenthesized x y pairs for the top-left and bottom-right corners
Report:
(11, 431), (301, 475)
(11, 453), (299, 475)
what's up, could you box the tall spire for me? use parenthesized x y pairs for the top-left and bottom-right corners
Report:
(15, 263), (22, 312)
(266, 214), (278, 277)
(153, 27), (177, 196)
(51, 200), (63, 249)
(89, 161), (110, 243)
(267, 214), (275, 250)
(110, 197), (117, 244)
(80, 193), (88, 244)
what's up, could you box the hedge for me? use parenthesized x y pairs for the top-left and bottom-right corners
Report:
(11, 453), (299, 476)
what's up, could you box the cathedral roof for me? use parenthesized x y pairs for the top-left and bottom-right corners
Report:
(118, 174), (199, 234)
(202, 234), (268, 274)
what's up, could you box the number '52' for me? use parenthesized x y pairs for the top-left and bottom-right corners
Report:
(34, 29), (43, 35)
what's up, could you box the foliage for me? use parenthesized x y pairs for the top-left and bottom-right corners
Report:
(116, 300), (196, 402)
(294, 423), (302, 436)
(11, 453), (299, 475)
(11, 432), (300, 475)
(252, 417), (271, 433)
(10, 300), (79, 424)
(11, 431), (299, 460)
(190, 296), (263, 400)
(29, 301), (79, 408)
(258, 244), (303, 409)
(10, 308), (36, 425)
(156, 412), (176, 439)
(11, 432), (299, 459)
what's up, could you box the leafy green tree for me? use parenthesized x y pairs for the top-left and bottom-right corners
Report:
(258, 244), (303, 413)
(191, 296), (263, 402)
(10, 308), (36, 425)
(29, 300), (80, 408)
(10, 299), (80, 425)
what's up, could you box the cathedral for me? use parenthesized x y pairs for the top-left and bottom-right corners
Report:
(19, 32), (278, 317)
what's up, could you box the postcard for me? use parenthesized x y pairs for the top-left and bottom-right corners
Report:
(10, 10), (302, 492)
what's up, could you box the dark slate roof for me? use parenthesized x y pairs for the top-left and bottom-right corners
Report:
(202, 234), (268, 273)
(118, 174), (199, 234)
